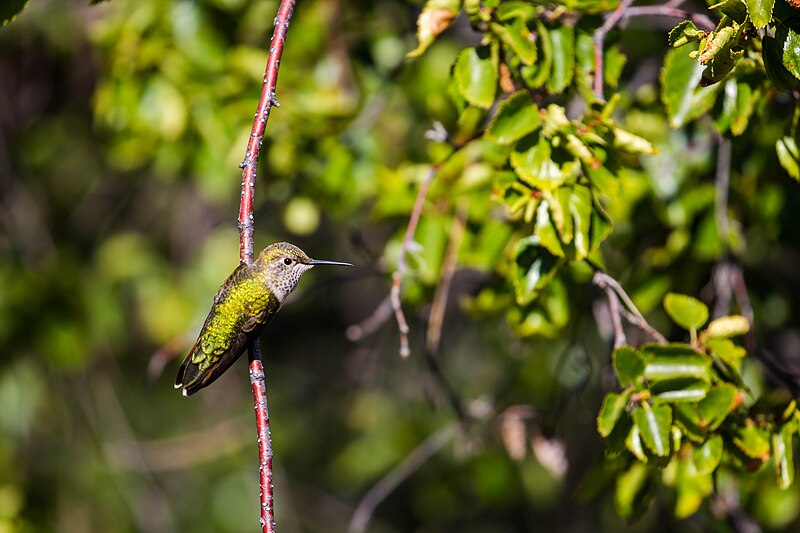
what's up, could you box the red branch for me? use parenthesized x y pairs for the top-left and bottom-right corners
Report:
(238, 1), (295, 532)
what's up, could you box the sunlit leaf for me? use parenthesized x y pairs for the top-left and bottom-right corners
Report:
(661, 48), (720, 127)
(651, 379), (709, 403)
(773, 423), (795, 489)
(668, 21), (705, 48)
(776, 136), (800, 180)
(547, 25), (575, 94)
(510, 134), (567, 191)
(613, 346), (645, 388)
(407, 0), (461, 58)
(693, 434), (723, 475)
(486, 91), (540, 145)
(453, 46), (498, 109)
(705, 315), (750, 338)
(663, 293), (709, 331)
(697, 383), (740, 431)
(633, 404), (672, 457)
(491, 18), (537, 65)
(512, 235), (562, 305)
(598, 390), (632, 438)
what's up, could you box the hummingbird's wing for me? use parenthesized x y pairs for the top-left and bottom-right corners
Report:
(175, 264), (281, 396)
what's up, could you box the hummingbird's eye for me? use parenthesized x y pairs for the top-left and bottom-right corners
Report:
(283, 258), (293, 266)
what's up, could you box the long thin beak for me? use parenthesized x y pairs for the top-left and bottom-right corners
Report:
(308, 259), (353, 267)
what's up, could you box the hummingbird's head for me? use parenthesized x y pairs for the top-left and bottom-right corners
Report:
(257, 242), (351, 302)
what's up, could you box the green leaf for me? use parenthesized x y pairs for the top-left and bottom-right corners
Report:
(669, 21), (706, 48)
(773, 423), (795, 489)
(512, 236), (562, 305)
(486, 91), (540, 145)
(598, 390), (632, 438)
(697, 383), (740, 431)
(615, 462), (652, 520)
(453, 46), (498, 109)
(673, 405), (707, 443)
(407, 0), (461, 58)
(705, 337), (747, 363)
(732, 423), (771, 461)
(633, 404), (672, 457)
(777, 136), (800, 180)
(661, 48), (720, 127)
(491, 18), (537, 65)
(764, 26), (800, 91)
(651, 379), (709, 403)
(663, 293), (709, 331)
(780, 24), (800, 81)
(693, 434), (723, 475)
(510, 134), (567, 191)
(611, 127), (658, 155)
(644, 353), (711, 383)
(747, 0), (775, 29)
(570, 185), (593, 260)
(613, 346), (645, 388)
(1, 0), (27, 26)
(534, 200), (566, 257)
(705, 315), (750, 338)
(547, 25), (575, 94)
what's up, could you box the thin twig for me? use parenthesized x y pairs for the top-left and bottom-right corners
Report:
(623, 6), (716, 30)
(593, 272), (627, 348)
(346, 295), (393, 341)
(391, 163), (441, 358)
(426, 204), (468, 355)
(593, 272), (668, 345)
(715, 136), (732, 250)
(593, 0), (636, 100)
(348, 422), (458, 533)
(237, 2), (296, 531)
(592, 0), (717, 99)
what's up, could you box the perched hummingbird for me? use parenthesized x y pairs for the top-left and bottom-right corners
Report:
(175, 242), (351, 396)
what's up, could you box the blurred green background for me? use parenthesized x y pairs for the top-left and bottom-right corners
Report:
(3, 0), (800, 531)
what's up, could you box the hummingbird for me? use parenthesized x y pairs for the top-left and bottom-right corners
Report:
(175, 242), (351, 396)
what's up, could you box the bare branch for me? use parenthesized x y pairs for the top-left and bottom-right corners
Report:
(593, 271), (668, 345)
(236, 2), (296, 531)
(391, 163), (440, 358)
(426, 204), (468, 355)
(348, 422), (458, 533)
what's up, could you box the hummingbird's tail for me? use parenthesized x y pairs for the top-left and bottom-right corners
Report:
(174, 340), (204, 396)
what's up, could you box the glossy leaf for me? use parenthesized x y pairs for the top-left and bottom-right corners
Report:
(747, 0), (775, 29)
(693, 435), (723, 475)
(773, 423), (795, 489)
(776, 136), (800, 180)
(491, 18), (537, 65)
(510, 134), (566, 191)
(547, 25), (575, 94)
(764, 27), (800, 91)
(663, 293), (708, 331)
(697, 383), (739, 431)
(570, 185), (593, 260)
(661, 47), (720, 127)
(454, 46), (498, 109)
(651, 379), (709, 403)
(512, 236), (561, 305)
(705, 315), (750, 338)
(598, 390), (632, 438)
(644, 354), (711, 383)
(613, 346), (645, 387)
(633, 404), (672, 457)
(486, 91), (540, 145)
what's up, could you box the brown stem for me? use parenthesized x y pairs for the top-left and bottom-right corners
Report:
(238, 1), (296, 531)
(593, 271), (668, 345)
(391, 163), (440, 357)
(592, 0), (716, 100)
